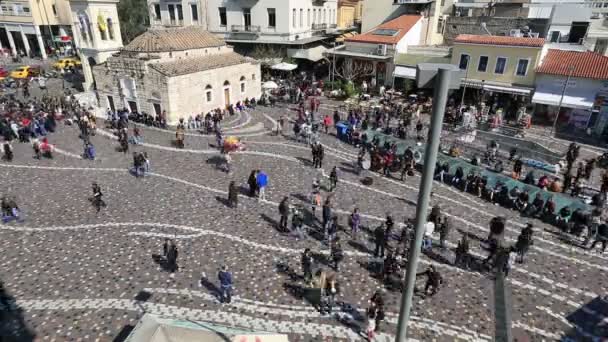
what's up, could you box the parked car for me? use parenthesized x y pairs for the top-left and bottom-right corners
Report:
(0, 67), (8, 80)
(10, 66), (41, 79)
(53, 58), (82, 70)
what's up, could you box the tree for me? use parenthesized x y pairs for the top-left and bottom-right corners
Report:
(117, 0), (149, 44)
(250, 44), (284, 66)
(333, 58), (375, 83)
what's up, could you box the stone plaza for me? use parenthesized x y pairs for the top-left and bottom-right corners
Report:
(0, 99), (607, 341)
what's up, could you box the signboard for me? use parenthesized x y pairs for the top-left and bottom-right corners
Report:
(568, 108), (592, 129)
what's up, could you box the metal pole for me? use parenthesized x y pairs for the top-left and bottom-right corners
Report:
(551, 66), (574, 135)
(394, 68), (452, 342)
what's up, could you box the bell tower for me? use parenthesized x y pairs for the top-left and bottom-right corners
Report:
(69, 0), (124, 91)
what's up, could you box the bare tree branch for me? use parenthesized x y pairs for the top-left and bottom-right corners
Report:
(333, 59), (375, 83)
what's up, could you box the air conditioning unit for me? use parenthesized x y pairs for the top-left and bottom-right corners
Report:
(376, 44), (387, 56)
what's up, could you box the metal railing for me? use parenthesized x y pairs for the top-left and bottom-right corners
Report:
(231, 25), (261, 33)
(0, 11), (32, 17)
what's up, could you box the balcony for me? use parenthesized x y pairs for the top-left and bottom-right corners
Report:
(312, 23), (327, 30)
(231, 25), (261, 34)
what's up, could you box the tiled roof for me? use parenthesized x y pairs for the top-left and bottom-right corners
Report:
(149, 52), (251, 76)
(454, 34), (545, 47)
(123, 27), (224, 53)
(536, 49), (608, 80)
(346, 15), (421, 45)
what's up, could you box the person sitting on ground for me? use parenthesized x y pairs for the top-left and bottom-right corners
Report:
(525, 193), (545, 217)
(1, 197), (21, 222)
(39, 137), (54, 158)
(507, 186), (521, 209)
(523, 170), (535, 185)
(515, 189), (529, 212)
(2, 140), (13, 161)
(537, 175), (550, 190)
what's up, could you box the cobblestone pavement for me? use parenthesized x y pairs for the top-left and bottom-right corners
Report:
(0, 101), (607, 342)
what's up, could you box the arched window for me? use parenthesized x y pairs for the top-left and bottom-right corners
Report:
(98, 14), (107, 40)
(107, 18), (114, 40)
(205, 84), (212, 103)
(77, 12), (92, 44)
(240, 76), (246, 81)
(223, 80), (230, 86)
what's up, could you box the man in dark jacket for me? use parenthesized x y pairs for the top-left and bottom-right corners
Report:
(278, 197), (289, 231)
(590, 224), (608, 253)
(301, 248), (314, 282)
(374, 225), (386, 258)
(417, 265), (442, 296)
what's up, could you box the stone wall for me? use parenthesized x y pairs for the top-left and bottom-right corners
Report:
(167, 62), (262, 124)
(93, 55), (262, 125)
(93, 57), (171, 117)
(444, 16), (550, 45)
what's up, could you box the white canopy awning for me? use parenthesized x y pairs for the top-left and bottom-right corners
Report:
(393, 66), (417, 80)
(262, 81), (279, 89)
(287, 45), (328, 62)
(532, 91), (594, 110)
(271, 62), (298, 71)
(483, 84), (533, 96)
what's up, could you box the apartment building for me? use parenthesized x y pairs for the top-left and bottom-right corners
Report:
(361, 0), (453, 45)
(0, 0), (74, 58)
(147, 0), (338, 62)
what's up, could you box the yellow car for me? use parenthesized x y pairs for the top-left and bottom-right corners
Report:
(53, 58), (82, 70)
(10, 66), (40, 79)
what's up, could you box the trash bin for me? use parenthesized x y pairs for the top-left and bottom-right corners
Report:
(336, 122), (349, 141)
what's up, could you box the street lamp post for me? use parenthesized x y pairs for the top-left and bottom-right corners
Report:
(551, 65), (575, 135)
(394, 64), (461, 342)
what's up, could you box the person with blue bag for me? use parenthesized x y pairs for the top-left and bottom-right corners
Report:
(256, 170), (268, 201)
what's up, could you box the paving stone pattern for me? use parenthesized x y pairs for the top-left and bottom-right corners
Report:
(0, 101), (606, 341)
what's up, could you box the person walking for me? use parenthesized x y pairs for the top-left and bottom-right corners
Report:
(301, 248), (314, 283)
(417, 265), (442, 297)
(163, 238), (170, 259)
(256, 170), (269, 201)
(278, 196), (290, 232)
(247, 170), (258, 197)
(374, 224), (386, 258)
(439, 217), (451, 249)
(91, 182), (105, 212)
(228, 181), (238, 209)
(329, 166), (338, 192)
(350, 208), (361, 240)
(330, 240), (344, 271)
(167, 242), (178, 274)
(454, 233), (470, 269)
(590, 223), (608, 253)
(514, 224), (533, 263)
(218, 266), (233, 303)
(322, 198), (332, 238)
(317, 144), (324, 169)
(311, 143), (319, 168)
